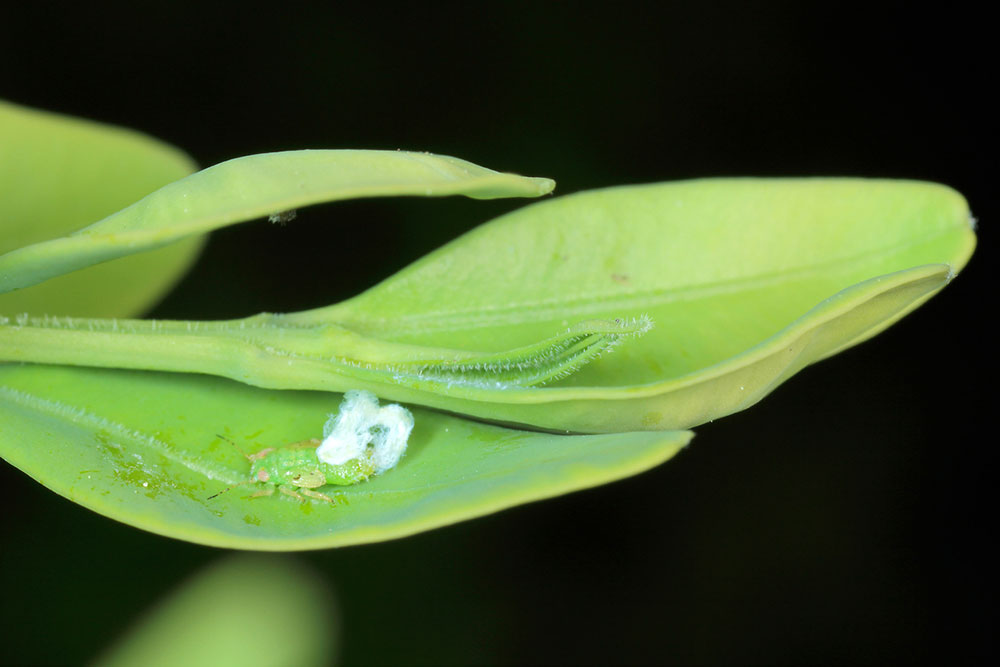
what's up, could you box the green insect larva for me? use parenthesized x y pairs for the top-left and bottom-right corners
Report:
(209, 390), (414, 503)
(208, 437), (368, 503)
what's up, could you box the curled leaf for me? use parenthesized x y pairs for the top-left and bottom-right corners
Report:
(0, 149), (554, 294)
(0, 364), (690, 549)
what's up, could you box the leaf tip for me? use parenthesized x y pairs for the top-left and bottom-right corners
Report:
(532, 177), (557, 196)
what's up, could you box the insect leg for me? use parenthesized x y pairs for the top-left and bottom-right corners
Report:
(300, 488), (335, 503)
(249, 486), (275, 499)
(278, 486), (306, 501)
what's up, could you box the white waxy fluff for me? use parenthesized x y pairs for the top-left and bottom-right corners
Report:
(316, 390), (414, 474)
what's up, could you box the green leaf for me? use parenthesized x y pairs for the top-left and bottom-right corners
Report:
(0, 99), (202, 317)
(0, 178), (975, 432)
(93, 555), (336, 667)
(0, 148), (555, 294)
(0, 363), (690, 550)
(306, 177), (976, 430)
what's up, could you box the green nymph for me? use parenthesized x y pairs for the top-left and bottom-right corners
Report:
(211, 390), (414, 503)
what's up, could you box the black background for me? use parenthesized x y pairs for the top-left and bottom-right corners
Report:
(1, 3), (993, 665)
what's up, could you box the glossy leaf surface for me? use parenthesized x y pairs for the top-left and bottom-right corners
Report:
(0, 100), (201, 317)
(0, 364), (690, 549)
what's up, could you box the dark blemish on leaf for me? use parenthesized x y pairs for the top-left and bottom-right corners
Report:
(611, 273), (630, 284)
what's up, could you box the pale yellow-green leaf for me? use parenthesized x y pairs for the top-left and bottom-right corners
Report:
(0, 147), (554, 295)
(0, 99), (201, 317)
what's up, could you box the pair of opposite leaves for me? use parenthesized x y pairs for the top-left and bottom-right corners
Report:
(0, 100), (976, 549)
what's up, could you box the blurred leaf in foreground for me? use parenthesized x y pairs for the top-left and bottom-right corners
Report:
(92, 555), (336, 667)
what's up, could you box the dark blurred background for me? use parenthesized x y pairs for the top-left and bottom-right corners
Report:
(1, 3), (993, 664)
